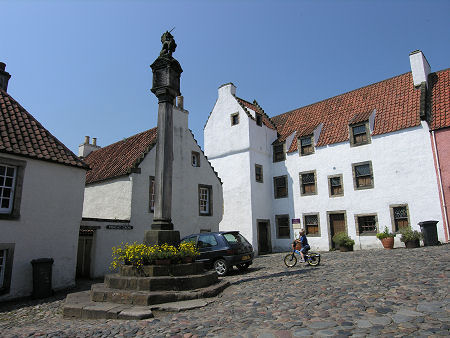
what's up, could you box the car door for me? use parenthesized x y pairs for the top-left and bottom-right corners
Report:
(197, 233), (220, 263)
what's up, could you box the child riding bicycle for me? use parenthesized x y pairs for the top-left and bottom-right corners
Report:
(292, 229), (310, 262)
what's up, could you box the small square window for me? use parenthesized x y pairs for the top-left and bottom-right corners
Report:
(328, 175), (344, 197)
(353, 162), (374, 189)
(300, 136), (314, 156)
(273, 143), (285, 162)
(191, 151), (200, 167)
(276, 215), (290, 238)
(273, 176), (288, 198)
(304, 214), (320, 236)
(356, 215), (377, 235)
(256, 113), (262, 126)
(300, 171), (317, 196)
(255, 164), (263, 183)
(231, 113), (239, 126)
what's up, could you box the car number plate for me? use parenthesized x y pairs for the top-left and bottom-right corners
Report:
(241, 255), (250, 261)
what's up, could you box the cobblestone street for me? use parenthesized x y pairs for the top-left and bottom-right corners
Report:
(1, 245), (449, 337)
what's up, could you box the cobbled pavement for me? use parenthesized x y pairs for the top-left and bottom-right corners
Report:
(0, 244), (449, 337)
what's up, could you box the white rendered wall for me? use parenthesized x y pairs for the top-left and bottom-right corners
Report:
(272, 121), (444, 252)
(1, 154), (85, 301)
(83, 177), (132, 220)
(204, 84), (254, 245)
(85, 106), (223, 277)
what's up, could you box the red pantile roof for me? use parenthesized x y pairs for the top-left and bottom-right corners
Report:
(429, 69), (450, 130)
(271, 71), (428, 152)
(84, 128), (157, 184)
(0, 89), (87, 168)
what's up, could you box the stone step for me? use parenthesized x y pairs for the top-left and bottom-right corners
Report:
(63, 291), (218, 320)
(105, 270), (218, 291)
(90, 280), (230, 306)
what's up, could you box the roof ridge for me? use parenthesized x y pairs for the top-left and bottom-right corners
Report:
(93, 126), (158, 152)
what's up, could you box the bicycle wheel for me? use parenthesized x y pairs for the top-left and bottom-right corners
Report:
(284, 253), (297, 267)
(307, 253), (320, 266)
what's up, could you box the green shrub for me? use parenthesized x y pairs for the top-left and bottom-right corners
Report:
(332, 232), (355, 247)
(376, 226), (396, 240)
(399, 227), (422, 242)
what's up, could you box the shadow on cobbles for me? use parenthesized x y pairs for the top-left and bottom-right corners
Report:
(0, 278), (102, 313)
(230, 266), (318, 286)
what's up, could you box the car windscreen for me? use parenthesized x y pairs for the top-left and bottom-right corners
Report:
(223, 233), (248, 245)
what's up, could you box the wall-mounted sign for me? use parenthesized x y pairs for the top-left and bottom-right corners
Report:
(106, 224), (133, 230)
(291, 218), (301, 224)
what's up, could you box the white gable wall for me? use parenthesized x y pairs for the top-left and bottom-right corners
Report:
(1, 154), (85, 301)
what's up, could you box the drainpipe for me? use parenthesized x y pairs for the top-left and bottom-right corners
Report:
(431, 131), (449, 242)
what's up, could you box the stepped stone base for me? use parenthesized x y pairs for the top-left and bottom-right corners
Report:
(63, 262), (229, 320)
(63, 280), (229, 319)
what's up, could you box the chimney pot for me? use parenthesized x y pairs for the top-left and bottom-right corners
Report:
(92, 138), (97, 146)
(84, 136), (90, 145)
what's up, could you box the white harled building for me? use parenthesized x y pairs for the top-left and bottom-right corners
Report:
(204, 51), (449, 254)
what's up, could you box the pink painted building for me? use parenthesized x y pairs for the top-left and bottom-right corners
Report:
(429, 68), (450, 242)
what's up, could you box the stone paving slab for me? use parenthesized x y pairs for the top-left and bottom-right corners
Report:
(0, 245), (449, 337)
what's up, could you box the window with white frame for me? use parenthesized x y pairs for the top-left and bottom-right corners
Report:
(0, 165), (16, 214)
(199, 185), (212, 216)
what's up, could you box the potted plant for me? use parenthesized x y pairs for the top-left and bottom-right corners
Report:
(376, 226), (396, 249)
(332, 232), (355, 252)
(399, 227), (422, 248)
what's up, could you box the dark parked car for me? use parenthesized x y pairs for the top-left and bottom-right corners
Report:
(180, 231), (254, 276)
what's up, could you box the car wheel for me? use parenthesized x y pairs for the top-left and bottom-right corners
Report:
(213, 259), (228, 276)
(236, 262), (250, 272)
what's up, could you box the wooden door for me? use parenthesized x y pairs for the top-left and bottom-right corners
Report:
(76, 236), (92, 278)
(329, 213), (346, 249)
(258, 221), (270, 254)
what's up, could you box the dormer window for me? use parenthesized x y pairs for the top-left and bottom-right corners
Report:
(299, 135), (314, 156)
(350, 123), (370, 146)
(273, 143), (285, 162)
(256, 113), (262, 126)
(231, 113), (239, 126)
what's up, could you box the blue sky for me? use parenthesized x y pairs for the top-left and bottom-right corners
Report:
(2, 0), (449, 153)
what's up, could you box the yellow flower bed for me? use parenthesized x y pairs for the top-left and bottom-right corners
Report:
(110, 241), (199, 270)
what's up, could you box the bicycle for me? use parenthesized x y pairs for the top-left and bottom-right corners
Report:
(284, 248), (321, 267)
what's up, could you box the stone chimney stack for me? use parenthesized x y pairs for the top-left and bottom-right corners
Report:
(0, 62), (11, 92)
(409, 50), (431, 88)
(218, 82), (236, 99)
(78, 136), (100, 158)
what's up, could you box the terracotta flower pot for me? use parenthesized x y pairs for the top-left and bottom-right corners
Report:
(381, 237), (394, 249)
